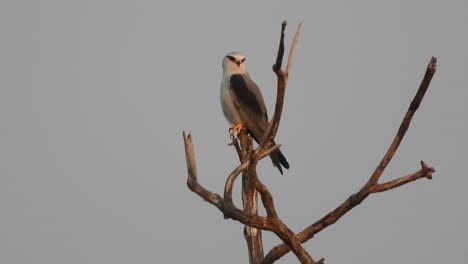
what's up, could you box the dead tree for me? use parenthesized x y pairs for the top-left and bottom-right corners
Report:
(182, 21), (437, 264)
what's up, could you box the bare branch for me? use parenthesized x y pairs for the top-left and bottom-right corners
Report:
(224, 161), (249, 206)
(183, 131), (276, 231)
(259, 20), (301, 151)
(368, 161), (435, 193)
(229, 136), (243, 162)
(251, 22), (319, 263)
(247, 165), (278, 219)
(243, 180), (264, 264)
(263, 57), (437, 264)
(224, 206), (275, 231)
(272, 20), (287, 72)
(183, 131), (224, 210)
(285, 22), (302, 82)
(248, 151), (320, 263)
(367, 57), (437, 186)
(271, 219), (315, 264)
(229, 132), (266, 263)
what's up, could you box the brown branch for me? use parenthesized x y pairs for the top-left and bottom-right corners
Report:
(232, 131), (321, 261)
(248, 163), (279, 219)
(243, 21), (322, 264)
(247, 155), (318, 263)
(368, 161), (435, 193)
(272, 21), (286, 72)
(223, 206), (275, 231)
(366, 57), (437, 186)
(263, 57), (437, 264)
(240, 132), (264, 263)
(245, 21), (318, 264)
(272, 218), (315, 264)
(224, 161), (249, 206)
(229, 136), (243, 162)
(183, 131), (277, 231)
(183, 131), (224, 211)
(259, 20), (301, 151)
(285, 22), (302, 82)
(246, 155), (320, 264)
(243, 182), (264, 264)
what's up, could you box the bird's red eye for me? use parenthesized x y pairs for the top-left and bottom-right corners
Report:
(227, 56), (236, 62)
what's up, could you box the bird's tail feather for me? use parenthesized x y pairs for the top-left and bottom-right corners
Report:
(270, 148), (289, 175)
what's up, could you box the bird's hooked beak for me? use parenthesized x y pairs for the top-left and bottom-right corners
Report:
(236, 61), (241, 67)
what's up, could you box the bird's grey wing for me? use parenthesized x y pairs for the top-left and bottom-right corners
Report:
(229, 73), (268, 143)
(230, 73), (290, 174)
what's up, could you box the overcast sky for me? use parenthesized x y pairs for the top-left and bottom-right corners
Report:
(1, 1), (467, 263)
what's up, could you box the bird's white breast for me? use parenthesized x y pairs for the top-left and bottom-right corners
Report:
(220, 74), (242, 125)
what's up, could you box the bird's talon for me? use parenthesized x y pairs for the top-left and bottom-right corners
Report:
(229, 123), (246, 138)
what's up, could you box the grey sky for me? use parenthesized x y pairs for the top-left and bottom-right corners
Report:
(1, 1), (467, 263)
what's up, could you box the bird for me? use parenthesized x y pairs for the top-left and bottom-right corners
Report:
(220, 51), (289, 174)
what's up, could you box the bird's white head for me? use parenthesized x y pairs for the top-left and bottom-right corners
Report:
(222, 52), (247, 74)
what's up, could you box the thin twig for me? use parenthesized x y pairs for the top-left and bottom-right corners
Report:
(259, 20), (301, 150)
(368, 161), (435, 193)
(273, 20), (287, 72)
(285, 22), (302, 82)
(229, 137), (243, 162)
(366, 57), (437, 186)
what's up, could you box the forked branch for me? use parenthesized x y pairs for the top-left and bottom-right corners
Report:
(183, 131), (275, 231)
(262, 57), (437, 264)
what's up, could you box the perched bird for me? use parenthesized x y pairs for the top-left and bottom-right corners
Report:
(220, 52), (289, 174)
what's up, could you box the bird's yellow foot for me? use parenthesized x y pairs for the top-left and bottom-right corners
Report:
(229, 123), (247, 137)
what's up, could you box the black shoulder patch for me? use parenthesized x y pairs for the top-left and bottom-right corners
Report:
(230, 74), (262, 114)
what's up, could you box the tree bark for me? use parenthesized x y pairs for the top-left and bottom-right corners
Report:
(240, 132), (264, 264)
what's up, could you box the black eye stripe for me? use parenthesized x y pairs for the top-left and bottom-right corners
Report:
(226, 55), (246, 64)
